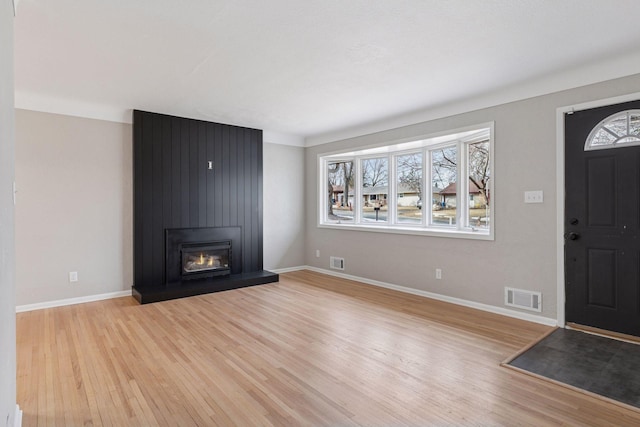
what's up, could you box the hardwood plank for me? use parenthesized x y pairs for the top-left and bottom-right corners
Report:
(17, 270), (640, 426)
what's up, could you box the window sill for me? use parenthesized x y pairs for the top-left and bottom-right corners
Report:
(317, 222), (494, 241)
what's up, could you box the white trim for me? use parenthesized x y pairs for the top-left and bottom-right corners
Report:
(14, 94), (305, 147)
(263, 131), (305, 147)
(301, 266), (558, 327)
(556, 107), (566, 328)
(12, 0), (18, 16)
(317, 223), (493, 240)
(14, 405), (22, 427)
(16, 290), (132, 313)
(15, 93), (133, 124)
(556, 91), (640, 329)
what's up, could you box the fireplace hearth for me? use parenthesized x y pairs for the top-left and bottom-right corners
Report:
(132, 225), (277, 304)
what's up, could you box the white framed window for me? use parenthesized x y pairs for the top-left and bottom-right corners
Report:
(318, 123), (494, 240)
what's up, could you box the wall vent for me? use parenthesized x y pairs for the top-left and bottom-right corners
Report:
(330, 256), (345, 270)
(505, 287), (542, 312)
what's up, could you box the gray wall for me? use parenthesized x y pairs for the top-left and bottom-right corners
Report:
(0, 0), (16, 424)
(15, 110), (306, 306)
(305, 73), (640, 321)
(15, 110), (133, 305)
(263, 143), (306, 270)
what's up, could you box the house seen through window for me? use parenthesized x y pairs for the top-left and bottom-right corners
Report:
(319, 123), (493, 239)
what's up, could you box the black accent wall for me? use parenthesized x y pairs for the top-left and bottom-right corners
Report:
(133, 110), (276, 302)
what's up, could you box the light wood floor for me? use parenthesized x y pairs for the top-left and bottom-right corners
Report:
(17, 270), (640, 426)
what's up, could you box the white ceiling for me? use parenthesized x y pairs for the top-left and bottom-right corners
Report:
(13, 0), (640, 145)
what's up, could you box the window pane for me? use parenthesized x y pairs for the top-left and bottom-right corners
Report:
(590, 129), (616, 147)
(396, 153), (422, 224)
(361, 157), (388, 223)
(468, 141), (490, 229)
(327, 161), (354, 223)
(604, 115), (627, 137)
(431, 147), (457, 226)
(630, 113), (640, 136)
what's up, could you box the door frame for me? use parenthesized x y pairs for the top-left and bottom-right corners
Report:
(555, 91), (640, 328)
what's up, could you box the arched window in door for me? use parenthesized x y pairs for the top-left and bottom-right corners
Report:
(584, 109), (640, 151)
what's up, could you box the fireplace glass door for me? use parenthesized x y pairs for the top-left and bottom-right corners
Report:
(180, 241), (231, 279)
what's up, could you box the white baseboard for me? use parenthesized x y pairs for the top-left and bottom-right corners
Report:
(293, 266), (558, 327)
(13, 267), (558, 327)
(14, 404), (22, 427)
(16, 290), (132, 313)
(270, 266), (307, 274)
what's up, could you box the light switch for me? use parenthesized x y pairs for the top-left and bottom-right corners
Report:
(524, 190), (543, 204)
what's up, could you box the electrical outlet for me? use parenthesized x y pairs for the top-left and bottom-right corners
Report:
(69, 271), (78, 283)
(435, 268), (442, 280)
(316, 249), (320, 258)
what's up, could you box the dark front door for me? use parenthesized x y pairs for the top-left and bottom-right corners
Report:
(565, 100), (640, 336)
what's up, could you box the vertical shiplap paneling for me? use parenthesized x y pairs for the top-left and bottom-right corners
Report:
(214, 124), (223, 227)
(242, 130), (253, 270)
(188, 120), (199, 228)
(222, 125), (231, 227)
(133, 110), (265, 288)
(205, 123), (216, 227)
(161, 116), (172, 241)
(251, 131), (262, 269)
(197, 121), (208, 228)
(236, 130), (246, 262)
(170, 116), (182, 228)
(179, 118), (190, 228)
(229, 128), (238, 229)
(140, 113), (154, 285)
(133, 111), (144, 285)
(151, 113), (165, 285)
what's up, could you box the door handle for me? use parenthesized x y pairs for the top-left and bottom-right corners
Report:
(567, 232), (580, 240)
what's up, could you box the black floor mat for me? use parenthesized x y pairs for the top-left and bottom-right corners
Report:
(508, 328), (640, 408)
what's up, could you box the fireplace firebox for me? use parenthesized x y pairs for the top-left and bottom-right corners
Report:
(165, 227), (242, 284)
(181, 241), (231, 279)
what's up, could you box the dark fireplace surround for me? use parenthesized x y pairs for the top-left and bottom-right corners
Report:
(131, 110), (278, 304)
